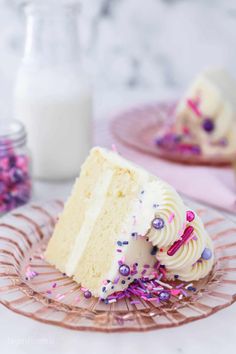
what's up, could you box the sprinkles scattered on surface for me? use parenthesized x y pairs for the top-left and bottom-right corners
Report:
(25, 266), (38, 280)
(104, 276), (197, 305)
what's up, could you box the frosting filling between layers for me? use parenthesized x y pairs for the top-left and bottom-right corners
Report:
(65, 169), (113, 275)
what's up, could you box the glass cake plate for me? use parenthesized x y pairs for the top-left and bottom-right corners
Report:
(0, 199), (236, 332)
(111, 101), (236, 166)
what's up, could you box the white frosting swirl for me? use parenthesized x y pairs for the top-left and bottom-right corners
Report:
(147, 179), (186, 248)
(170, 236), (214, 281)
(157, 212), (206, 271)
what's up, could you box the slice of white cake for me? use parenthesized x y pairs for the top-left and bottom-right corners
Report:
(45, 147), (214, 299)
(175, 69), (236, 155)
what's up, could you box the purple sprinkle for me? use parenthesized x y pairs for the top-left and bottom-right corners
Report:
(176, 283), (184, 289)
(187, 286), (196, 292)
(130, 300), (141, 305)
(114, 276), (120, 284)
(151, 246), (158, 255)
(202, 118), (214, 133)
(119, 264), (130, 277)
(181, 289), (188, 297)
(84, 290), (92, 299)
(123, 241), (129, 245)
(159, 291), (170, 301)
(201, 247), (212, 260)
(152, 217), (165, 230)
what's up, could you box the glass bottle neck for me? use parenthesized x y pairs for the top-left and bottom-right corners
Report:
(23, 2), (80, 67)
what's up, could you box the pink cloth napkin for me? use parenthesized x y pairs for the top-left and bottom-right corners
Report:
(94, 119), (236, 214)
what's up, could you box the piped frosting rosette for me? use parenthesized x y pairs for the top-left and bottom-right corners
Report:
(157, 212), (207, 271)
(149, 203), (214, 282)
(171, 236), (214, 281)
(147, 179), (186, 248)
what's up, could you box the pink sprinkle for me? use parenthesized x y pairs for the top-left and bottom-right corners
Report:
(52, 282), (57, 288)
(159, 267), (167, 279)
(46, 290), (52, 295)
(81, 287), (88, 292)
(186, 232), (197, 243)
(152, 271), (158, 277)
(118, 260), (123, 266)
(186, 210), (195, 222)
(182, 126), (190, 135)
(171, 289), (181, 296)
(178, 222), (187, 236)
(168, 212), (175, 224)
(186, 98), (202, 117)
(116, 249), (122, 253)
(102, 280), (108, 285)
(56, 294), (65, 301)
(141, 269), (147, 275)
(167, 226), (194, 256)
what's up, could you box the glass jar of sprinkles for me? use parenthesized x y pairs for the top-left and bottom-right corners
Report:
(0, 120), (32, 215)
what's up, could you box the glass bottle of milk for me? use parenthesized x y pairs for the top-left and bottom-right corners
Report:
(14, 0), (92, 180)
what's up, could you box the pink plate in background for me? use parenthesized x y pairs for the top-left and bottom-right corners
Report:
(111, 101), (236, 166)
(0, 199), (236, 332)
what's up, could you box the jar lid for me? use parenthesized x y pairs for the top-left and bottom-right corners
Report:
(0, 120), (27, 150)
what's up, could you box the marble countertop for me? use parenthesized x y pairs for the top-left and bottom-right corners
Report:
(0, 90), (236, 354)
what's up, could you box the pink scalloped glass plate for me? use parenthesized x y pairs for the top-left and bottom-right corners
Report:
(111, 101), (236, 166)
(0, 199), (236, 332)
